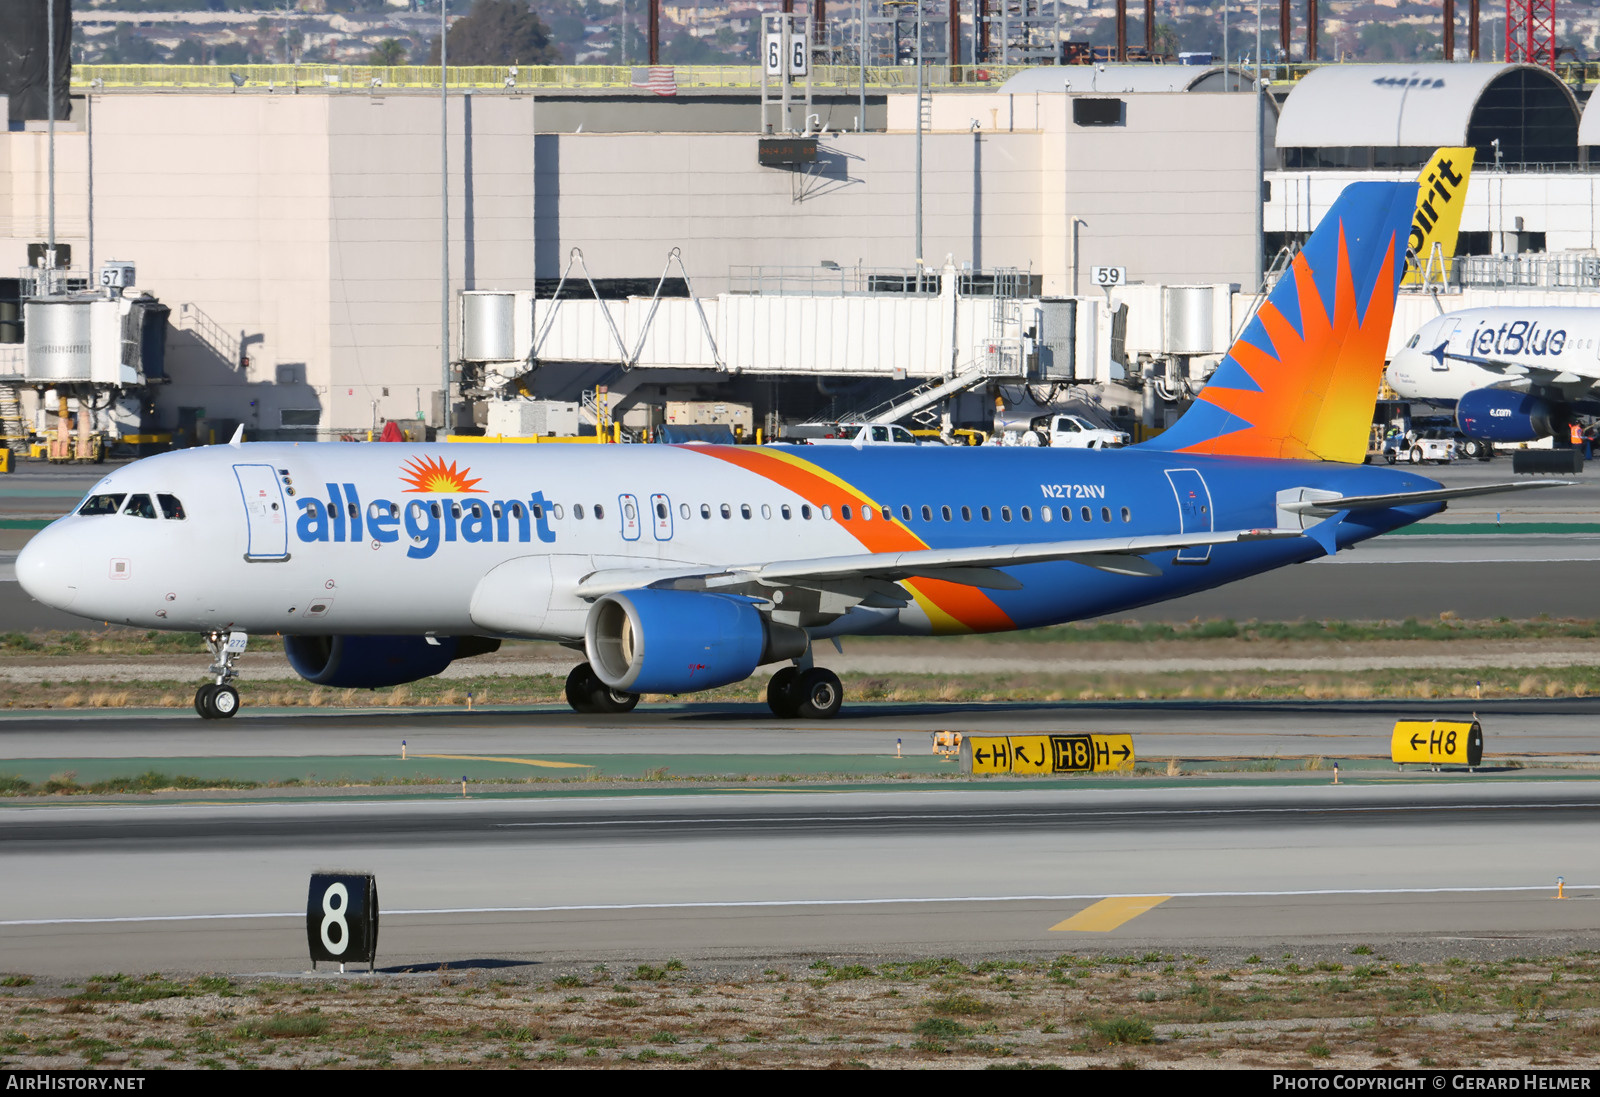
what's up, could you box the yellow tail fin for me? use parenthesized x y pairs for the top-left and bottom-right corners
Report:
(1402, 147), (1473, 286)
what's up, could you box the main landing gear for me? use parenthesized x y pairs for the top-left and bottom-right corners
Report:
(559, 661), (845, 719)
(565, 663), (640, 715)
(194, 629), (243, 720)
(766, 666), (843, 720)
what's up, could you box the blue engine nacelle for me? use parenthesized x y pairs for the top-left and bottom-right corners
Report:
(283, 634), (500, 689)
(1455, 388), (1556, 443)
(584, 588), (809, 695)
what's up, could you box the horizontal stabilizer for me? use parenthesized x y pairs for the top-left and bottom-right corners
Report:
(1281, 480), (1574, 515)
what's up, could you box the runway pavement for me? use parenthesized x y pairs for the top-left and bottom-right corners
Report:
(3, 783), (1598, 975)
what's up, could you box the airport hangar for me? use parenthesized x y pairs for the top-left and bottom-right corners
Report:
(1, 60), (1598, 448)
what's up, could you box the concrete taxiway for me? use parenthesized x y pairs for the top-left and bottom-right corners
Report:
(2, 783), (1597, 975)
(1, 696), (1598, 766)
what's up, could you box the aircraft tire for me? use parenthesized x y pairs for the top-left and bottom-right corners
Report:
(194, 683), (218, 719)
(565, 663), (601, 715)
(591, 688), (639, 714)
(766, 667), (802, 718)
(211, 685), (240, 719)
(794, 668), (843, 720)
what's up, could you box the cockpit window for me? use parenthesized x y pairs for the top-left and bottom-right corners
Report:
(1406, 334), (1420, 348)
(122, 494), (158, 519)
(158, 494), (186, 520)
(78, 493), (126, 516)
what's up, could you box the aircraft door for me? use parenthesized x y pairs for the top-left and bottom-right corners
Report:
(649, 493), (674, 541)
(1164, 468), (1213, 565)
(619, 494), (642, 541)
(1433, 320), (1461, 370)
(233, 463), (289, 561)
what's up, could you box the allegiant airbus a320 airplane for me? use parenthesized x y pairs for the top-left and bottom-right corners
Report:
(16, 182), (1562, 720)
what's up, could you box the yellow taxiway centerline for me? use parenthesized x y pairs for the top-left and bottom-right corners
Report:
(1050, 895), (1172, 932)
(414, 753), (593, 769)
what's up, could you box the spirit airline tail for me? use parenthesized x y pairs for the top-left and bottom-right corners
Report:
(1144, 180), (1417, 464)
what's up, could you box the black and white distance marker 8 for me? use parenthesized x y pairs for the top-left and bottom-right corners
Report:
(307, 872), (379, 972)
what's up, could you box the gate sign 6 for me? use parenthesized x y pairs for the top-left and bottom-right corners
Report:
(307, 872), (380, 968)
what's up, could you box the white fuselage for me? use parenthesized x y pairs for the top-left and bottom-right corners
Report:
(1387, 306), (1600, 402)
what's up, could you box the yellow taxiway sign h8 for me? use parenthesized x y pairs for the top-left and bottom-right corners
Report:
(963, 733), (1135, 775)
(1391, 719), (1483, 767)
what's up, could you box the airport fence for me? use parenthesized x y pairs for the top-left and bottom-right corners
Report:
(71, 63), (1037, 92)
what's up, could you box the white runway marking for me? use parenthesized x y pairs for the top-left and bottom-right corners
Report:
(5, 883), (1592, 927)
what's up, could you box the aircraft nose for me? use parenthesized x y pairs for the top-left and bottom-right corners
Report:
(15, 523), (79, 610)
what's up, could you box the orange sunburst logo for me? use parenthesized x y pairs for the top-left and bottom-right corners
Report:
(399, 455), (486, 494)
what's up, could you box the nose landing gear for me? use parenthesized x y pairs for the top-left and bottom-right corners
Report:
(195, 629), (245, 720)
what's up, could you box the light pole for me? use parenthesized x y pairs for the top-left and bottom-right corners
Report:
(1071, 217), (1087, 296)
(440, 0), (450, 434)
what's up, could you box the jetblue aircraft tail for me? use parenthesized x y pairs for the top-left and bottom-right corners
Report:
(1145, 180), (1417, 465)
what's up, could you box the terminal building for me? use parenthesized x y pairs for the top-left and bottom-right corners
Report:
(0, 58), (1597, 448)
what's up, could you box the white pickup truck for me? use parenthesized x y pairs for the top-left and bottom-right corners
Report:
(783, 422), (924, 446)
(1029, 413), (1130, 449)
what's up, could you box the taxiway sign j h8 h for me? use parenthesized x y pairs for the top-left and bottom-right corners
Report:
(15, 182), (1561, 720)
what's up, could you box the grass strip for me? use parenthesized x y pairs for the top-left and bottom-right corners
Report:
(5, 951), (1600, 1068)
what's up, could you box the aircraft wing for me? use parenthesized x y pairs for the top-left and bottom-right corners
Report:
(576, 527), (1302, 598)
(1442, 350), (1599, 395)
(1282, 480), (1573, 515)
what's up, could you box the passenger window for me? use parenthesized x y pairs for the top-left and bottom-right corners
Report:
(880, 506), (892, 521)
(941, 505), (952, 521)
(981, 506), (991, 521)
(861, 505), (873, 521)
(430, 501), (443, 519)
(1021, 506), (1032, 521)
(680, 503), (691, 519)
(740, 504), (752, 519)
(1001, 506), (1012, 522)
(79, 493), (126, 516)
(781, 505), (792, 520)
(489, 503), (502, 519)
(701, 504), (712, 519)
(961, 506), (971, 521)
(821, 505), (833, 520)
(1121, 507), (1131, 522)
(1101, 506), (1112, 522)
(761, 504), (772, 519)
(841, 504), (853, 520)
(921, 505), (932, 521)
(1040, 505), (1051, 523)
(326, 501), (338, 518)
(801, 505), (812, 519)
(594, 504), (605, 520)
(625, 502), (637, 521)
(573, 503), (585, 520)
(1081, 506), (1092, 521)
(720, 503), (732, 519)
(158, 494), (186, 520)
(1061, 506), (1071, 521)
(901, 505), (913, 522)
(656, 502), (667, 519)
(552, 504), (564, 520)
(123, 494), (157, 519)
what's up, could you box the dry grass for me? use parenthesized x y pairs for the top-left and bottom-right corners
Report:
(5, 952), (1600, 1070)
